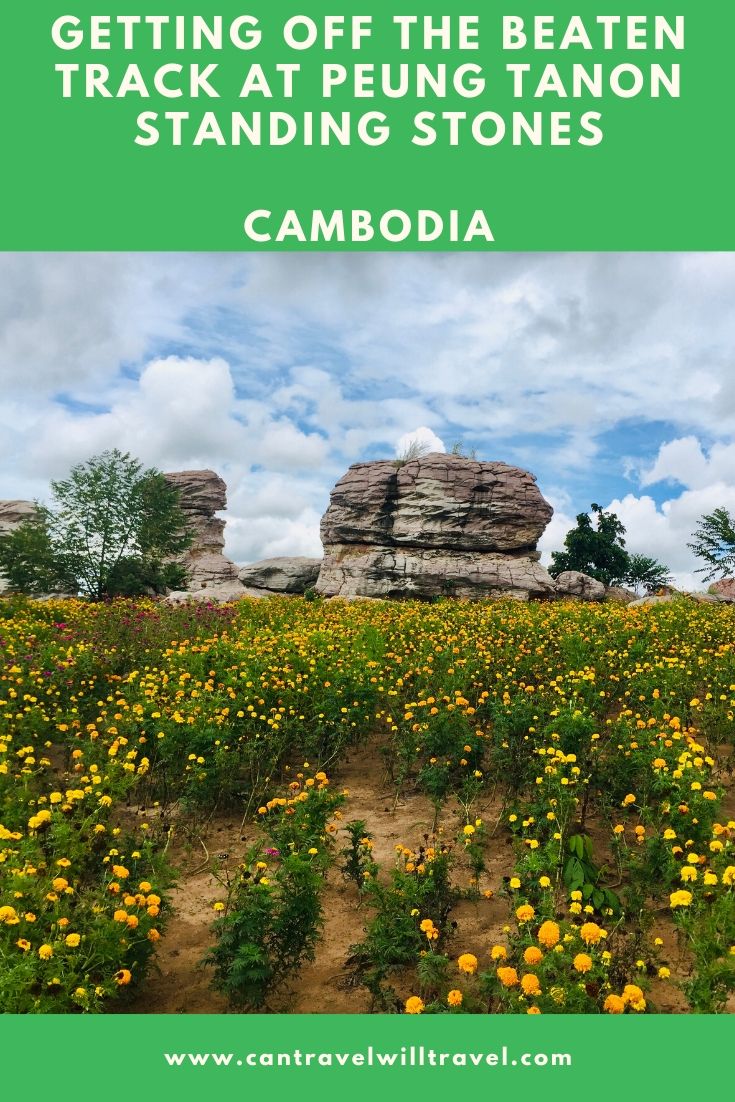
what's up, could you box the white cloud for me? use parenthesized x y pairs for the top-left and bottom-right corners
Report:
(643, 436), (735, 491)
(395, 426), (446, 457)
(606, 483), (735, 589)
(2, 254), (735, 569)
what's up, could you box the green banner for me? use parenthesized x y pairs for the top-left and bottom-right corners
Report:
(2, 1014), (731, 1098)
(1, 1), (732, 249)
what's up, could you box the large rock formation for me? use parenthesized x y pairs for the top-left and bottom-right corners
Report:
(554, 571), (606, 601)
(164, 470), (242, 597)
(238, 557), (321, 594)
(315, 454), (555, 600)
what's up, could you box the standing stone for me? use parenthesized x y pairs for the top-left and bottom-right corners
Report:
(316, 454), (555, 600)
(164, 470), (241, 593)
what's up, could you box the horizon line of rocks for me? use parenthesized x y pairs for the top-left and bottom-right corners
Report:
(2, 455), (734, 607)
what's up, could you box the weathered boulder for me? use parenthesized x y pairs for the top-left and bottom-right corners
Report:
(321, 455), (552, 552)
(629, 591), (720, 608)
(710, 578), (735, 602)
(628, 594), (672, 607)
(318, 544), (554, 601)
(166, 583), (265, 604)
(604, 585), (638, 604)
(164, 470), (241, 592)
(553, 571), (606, 601)
(0, 500), (36, 532)
(316, 454), (555, 600)
(238, 557), (321, 594)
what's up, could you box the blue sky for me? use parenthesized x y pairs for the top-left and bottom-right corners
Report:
(1, 252), (734, 588)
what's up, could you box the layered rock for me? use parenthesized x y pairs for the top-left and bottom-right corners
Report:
(709, 578), (735, 602)
(164, 470), (241, 595)
(554, 571), (606, 601)
(238, 557), (321, 594)
(316, 454), (555, 600)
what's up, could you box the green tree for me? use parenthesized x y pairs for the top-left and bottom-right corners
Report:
(624, 553), (673, 595)
(549, 504), (630, 587)
(0, 450), (191, 599)
(687, 507), (735, 581)
(0, 513), (75, 596)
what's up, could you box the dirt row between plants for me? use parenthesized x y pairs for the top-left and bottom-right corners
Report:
(125, 738), (724, 1014)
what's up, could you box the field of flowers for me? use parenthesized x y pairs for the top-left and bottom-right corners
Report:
(1, 593), (734, 1015)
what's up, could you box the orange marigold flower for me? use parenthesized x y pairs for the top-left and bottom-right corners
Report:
(580, 922), (604, 945)
(520, 973), (541, 997)
(405, 996), (425, 1014)
(538, 920), (560, 949)
(458, 953), (478, 975)
(573, 953), (593, 973)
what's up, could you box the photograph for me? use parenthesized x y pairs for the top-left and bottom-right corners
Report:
(1, 250), (733, 1017)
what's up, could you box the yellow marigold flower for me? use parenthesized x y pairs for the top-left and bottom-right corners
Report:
(580, 922), (604, 945)
(213, 901), (225, 912)
(573, 953), (593, 973)
(622, 794), (636, 806)
(447, 989), (463, 1007)
(516, 904), (535, 923)
(490, 944), (507, 961)
(509, 877), (521, 889)
(623, 984), (646, 1011)
(538, 920), (560, 949)
(520, 973), (541, 996)
(38, 944), (53, 960)
(538, 876), (551, 888)
(722, 866), (735, 887)
(680, 866), (697, 882)
(111, 864), (129, 879)
(114, 968), (132, 986)
(604, 994), (625, 1014)
(523, 946), (543, 965)
(147, 928), (161, 942)
(527, 1006), (542, 1014)
(65, 933), (81, 947)
(405, 996), (425, 1015)
(52, 877), (68, 892)
(16, 938), (31, 951)
(670, 890), (693, 908)
(113, 909), (128, 923)
(658, 967), (671, 979)
(497, 966), (519, 988)
(0, 906), (19, 925)
(458, 953), (478, 975)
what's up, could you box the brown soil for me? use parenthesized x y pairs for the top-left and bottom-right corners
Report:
(125, 738), (732, 1015)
